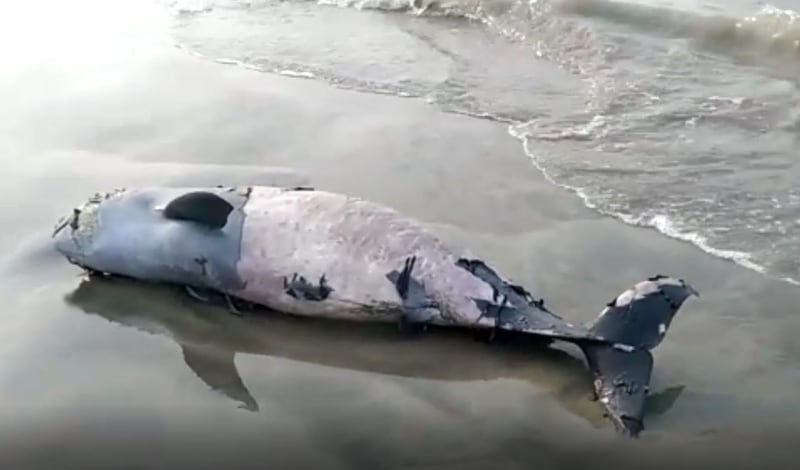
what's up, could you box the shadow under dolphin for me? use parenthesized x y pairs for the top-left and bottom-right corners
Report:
(63, 276), (684, 431)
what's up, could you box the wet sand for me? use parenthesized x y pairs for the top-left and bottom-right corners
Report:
(2, 2), (800, 468)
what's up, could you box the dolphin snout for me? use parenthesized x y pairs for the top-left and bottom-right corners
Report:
(52, 210), (76, 239)
(52, 215), (77, 258)
(51, 201), (100, 262)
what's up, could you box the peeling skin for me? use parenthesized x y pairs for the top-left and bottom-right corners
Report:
(283, 273), (334, 301)
(612, 343), (635, 353)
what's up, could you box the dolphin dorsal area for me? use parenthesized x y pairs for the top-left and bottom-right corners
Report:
(163, 191), (236, 230)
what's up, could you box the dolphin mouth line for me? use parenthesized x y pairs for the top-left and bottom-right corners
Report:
(52, 208), (81, 238)
(52, 216), (71, 238)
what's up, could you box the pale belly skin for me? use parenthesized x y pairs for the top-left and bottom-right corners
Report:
(233, 187), (499, 326)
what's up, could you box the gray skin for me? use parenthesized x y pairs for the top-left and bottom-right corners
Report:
(52, 186), (250, 295)
(51, 185), (699, 436)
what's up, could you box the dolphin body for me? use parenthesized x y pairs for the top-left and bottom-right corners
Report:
(51, 185), (699, 437)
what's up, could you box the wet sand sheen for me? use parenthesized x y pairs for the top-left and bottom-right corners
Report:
(1, 6), (800, 469)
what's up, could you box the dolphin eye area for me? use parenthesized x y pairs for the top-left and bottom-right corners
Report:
(162, 191), (234, 229)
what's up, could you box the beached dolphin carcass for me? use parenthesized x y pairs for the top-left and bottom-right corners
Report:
(51, 185), (698, 437)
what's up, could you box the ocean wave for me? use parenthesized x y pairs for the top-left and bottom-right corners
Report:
(625, 213), (800, 287)
(170, 0), (800, 63)
(508, 123), (800, 287)
(558, 0), (800, 63)
(173, 43), (431, 95)
(167, 0), (800, 135)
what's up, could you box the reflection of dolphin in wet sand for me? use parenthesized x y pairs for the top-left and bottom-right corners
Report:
(64, 277), (685, 430)
(52, 185), (697, 436)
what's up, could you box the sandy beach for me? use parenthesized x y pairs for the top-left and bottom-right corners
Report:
(2, 1), (800, 468)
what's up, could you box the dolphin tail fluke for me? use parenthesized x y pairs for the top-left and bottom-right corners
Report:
(578, 343), (653, 436)
(577, 275), (699, 436)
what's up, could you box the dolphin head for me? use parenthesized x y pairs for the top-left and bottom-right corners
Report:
(52, 187), (249, 290)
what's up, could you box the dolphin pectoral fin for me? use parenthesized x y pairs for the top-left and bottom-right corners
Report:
(180, 343), (259, 412)
(162, 191), (234, 229)
(396, 304), (439, 336)
(182, 286), (249, 317)
(386, 269), (425, 334)
(386, 257), (440, 335)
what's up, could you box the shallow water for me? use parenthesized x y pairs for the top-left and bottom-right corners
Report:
(2, 0), (800, 468)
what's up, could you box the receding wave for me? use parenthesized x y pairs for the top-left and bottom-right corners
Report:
(508, 123), (800, 287)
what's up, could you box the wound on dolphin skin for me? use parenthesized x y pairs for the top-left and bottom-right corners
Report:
(505, 282), (546, 309)
(470, 297), (537, 332)
(283, 273), (334, 301)
(162, 191), (234, 229)
(472, 297), (510, 325)
(456, 257), (548, 312)
(455, 258), (502, 283)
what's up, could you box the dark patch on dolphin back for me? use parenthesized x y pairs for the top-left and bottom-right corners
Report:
(455, 258), (555, 316)
(283, 273), (334, 301)
(163, 191), (235, 229)
(455, 257), (598, 340)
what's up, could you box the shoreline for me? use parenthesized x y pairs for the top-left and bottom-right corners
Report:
(179, 40), (800, 290)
